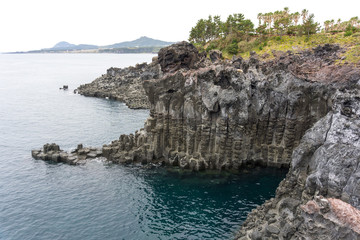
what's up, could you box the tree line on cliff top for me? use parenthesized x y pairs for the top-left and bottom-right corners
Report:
(189, 7), (360, 55)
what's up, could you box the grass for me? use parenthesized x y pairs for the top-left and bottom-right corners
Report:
(198, 32), (360, 66)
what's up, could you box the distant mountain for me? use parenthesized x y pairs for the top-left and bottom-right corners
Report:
(52, 41), (75, 49)
(45, 41), (98, 51)
(35, 37), (175, 53)
(104, 36), (174, 49)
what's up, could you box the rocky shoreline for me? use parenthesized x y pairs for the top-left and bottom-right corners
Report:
(31, 143), (103, 165)
(76, 60), (162, 109)
(32, 41), (360, 239)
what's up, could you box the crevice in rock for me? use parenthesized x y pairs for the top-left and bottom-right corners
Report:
(324, 113), (333, 142)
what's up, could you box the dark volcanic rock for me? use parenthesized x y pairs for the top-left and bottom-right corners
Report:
(236, 88), (360, 239)
(209, 50), (223, 63)
(32, 143), (102, 165)
(76, 61), (162, 109)
(157, 41), (200, 73)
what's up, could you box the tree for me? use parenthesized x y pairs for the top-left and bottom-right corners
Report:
(257, 13), (263, 25)
(330, 19), (335, 31)
(213, 15), (223, 37)
(224, 13), (254, 38)
(301, 13), (319, 36)
(293, 12), (300, 25)
(189, 19), (207, 43)
(283, 7), (290, 17)
(336, 18), (342, 31)
(301, 9), (309, 23)
(204, 15), (216, 41)
(350, 17), (359, 27)
(273, 14), (291, 35)
(324, 20), (331, 32)
(256, 24), (267, 36)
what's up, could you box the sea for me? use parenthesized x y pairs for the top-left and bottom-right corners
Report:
(0, 53), (287, 240)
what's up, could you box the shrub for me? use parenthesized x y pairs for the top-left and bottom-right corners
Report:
(344, 31), (353, 37)
(206, 42), (217, 52)
(227, 43), (238, 55)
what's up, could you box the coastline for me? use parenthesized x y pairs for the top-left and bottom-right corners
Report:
(32, 41), (360, 239)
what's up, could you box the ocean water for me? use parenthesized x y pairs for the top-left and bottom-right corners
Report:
(0, 53), (287, 240)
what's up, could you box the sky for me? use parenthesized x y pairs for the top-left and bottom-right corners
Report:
(0, 0), (359, 52)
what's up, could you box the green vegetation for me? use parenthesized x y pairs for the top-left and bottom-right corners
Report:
(189, 8), (360, 65)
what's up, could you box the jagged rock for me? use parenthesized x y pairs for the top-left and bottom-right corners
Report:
(32, 144), (103, 165)
(209, 50), (222, 63)
(76, 60), (163, 109)
(157, 41), (200, 72)
(299, 197), (360, 238)
(236, 88), (360, 239)
(43, 143), (60, 153)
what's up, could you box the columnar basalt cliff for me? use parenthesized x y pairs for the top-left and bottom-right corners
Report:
(237, 88), (360, 239)
(102, 42), (355, 171)
(32, 41), (360, 239)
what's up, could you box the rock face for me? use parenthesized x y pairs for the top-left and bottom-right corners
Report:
(209, 50), (223, 63)
(32, 42), (360, 239)
(236, 88), (360, 239)
(157, 41), (200, 72)
(103, 43), (356, 170)
(76, 61), (162, 109)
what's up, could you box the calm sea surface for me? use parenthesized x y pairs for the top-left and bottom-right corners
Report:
(0, 53), (286, 240)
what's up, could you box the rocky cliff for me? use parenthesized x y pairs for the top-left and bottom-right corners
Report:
(32, 41), (360, 239)
(236, 87), (360, 239)
(102, 42), (358, 171)
(77, 60), (162, 109)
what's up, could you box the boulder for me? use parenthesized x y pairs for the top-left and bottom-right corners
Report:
(157, 41), (200, 72)
(209, 50), (222, 63)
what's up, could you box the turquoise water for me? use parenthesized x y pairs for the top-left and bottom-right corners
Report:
(0, 54), (286, 239)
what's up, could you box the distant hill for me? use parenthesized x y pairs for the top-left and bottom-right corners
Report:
(104, 36), (174, 49)
(13, 37), (175, 54)
(52, 41), (75, 49)
(7, 37), (175, 54)
(49, 41), (98, 51)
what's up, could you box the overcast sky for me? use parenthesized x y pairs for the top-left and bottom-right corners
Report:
(0, 0), (358, 52)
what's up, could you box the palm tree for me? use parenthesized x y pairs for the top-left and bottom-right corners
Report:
(293, 12), (300, 26)
(257, 13), (263, 26)
(330, 19), (335, 31)
(269, 12), (274, 29)
(350, 17), (359, 27)
(336, 19), (341, 31)
(283, 7), (290, 18)
(324, 20), (331, 32)
(273, 10), (281, 24)
(301, 9), (309, 24)
(264, 13), (272, 31)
